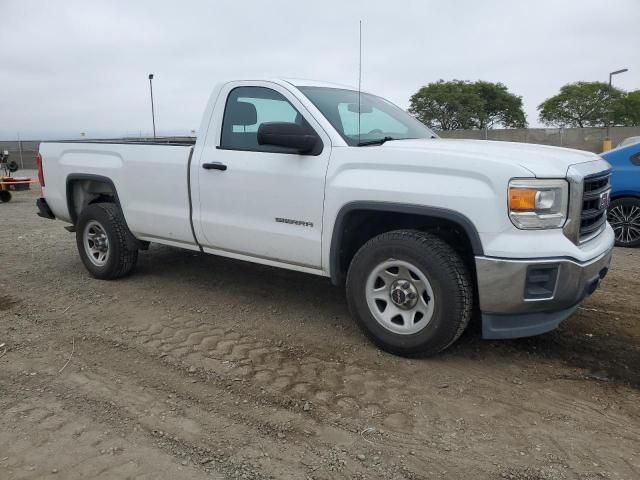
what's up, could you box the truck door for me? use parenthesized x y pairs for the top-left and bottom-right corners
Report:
(194, 82), (331, 269)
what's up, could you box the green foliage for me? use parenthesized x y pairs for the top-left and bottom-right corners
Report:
(614, 90), (640, 126)
(537, 82), (625, 128)
(408, 80), (480, 130)
(408, 80), (527, 130)
(473, 81), (527, 129)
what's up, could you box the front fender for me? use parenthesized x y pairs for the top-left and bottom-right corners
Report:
(328, 201), (484, 285)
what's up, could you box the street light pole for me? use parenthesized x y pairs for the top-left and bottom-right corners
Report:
(606, 68), (628, 142)
(17, 132), (23, 169)
(148, 73), (156, 139)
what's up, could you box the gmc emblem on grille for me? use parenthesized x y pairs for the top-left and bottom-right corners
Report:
(599, 190), (611, 210)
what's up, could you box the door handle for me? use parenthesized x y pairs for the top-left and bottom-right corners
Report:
(202, 162), (227, 171)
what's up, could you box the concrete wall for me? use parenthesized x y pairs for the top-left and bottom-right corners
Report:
(2, 127), (640, 171)
(438, 126), (640, 153)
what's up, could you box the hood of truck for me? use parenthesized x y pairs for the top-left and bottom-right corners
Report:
(379, 138), (604, 178)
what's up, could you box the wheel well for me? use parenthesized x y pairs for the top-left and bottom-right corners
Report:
(67, 177), (117, 224)
(330, 207), (481, 286)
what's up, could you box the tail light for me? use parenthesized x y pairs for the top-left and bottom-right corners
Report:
(36, 153), (45, 187)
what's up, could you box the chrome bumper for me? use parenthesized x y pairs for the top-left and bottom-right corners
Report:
(476, 247), (613, 339)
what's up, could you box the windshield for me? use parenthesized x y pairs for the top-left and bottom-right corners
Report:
(297, 86), (437, 146)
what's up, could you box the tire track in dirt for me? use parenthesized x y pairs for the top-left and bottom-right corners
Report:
(24, 327), (498, 479)
(85, 313), (640, 479)
(68, 336), (498, 480)
(0, 399), (210, 480)
(127, 318), (414, 429)
(4, 292), (640, 479)
(129, 316), (640, 432)
(2, 337), (395, 480)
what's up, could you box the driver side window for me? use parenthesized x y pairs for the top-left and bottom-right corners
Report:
(220, 86), (309, 153)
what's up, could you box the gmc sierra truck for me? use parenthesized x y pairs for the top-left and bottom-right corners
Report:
(36, 78), (614, 356)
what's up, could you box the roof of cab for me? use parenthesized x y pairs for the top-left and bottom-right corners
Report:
(281, 78), (356, 90)
(214, 77), (370, 95)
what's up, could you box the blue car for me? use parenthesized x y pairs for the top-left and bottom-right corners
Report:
(602, 141), (640, 247)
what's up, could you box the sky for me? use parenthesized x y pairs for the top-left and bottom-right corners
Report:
(1, 0), (638, 140)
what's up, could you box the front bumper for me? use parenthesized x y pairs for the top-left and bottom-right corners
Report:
(476, 246), (613, 339)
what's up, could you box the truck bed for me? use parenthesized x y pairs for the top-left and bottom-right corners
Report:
(40, 141), (198, 250)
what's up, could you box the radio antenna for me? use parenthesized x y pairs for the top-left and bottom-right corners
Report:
(358, 20), (362, 145)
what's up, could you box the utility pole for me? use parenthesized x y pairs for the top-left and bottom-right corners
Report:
(149, 74), (156, 139)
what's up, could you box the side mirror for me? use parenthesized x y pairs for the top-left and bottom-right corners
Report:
(257, 122), (318, 154)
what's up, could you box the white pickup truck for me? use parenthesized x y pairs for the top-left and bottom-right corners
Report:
(36, 78), (614, 356)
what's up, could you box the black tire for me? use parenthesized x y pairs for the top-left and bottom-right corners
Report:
(0, 190), (11, 202)
(608, 198), (640, 248)
(7, 160), (19, 173)
(346, 230), (473, 356)
(76, 203), (139, 279)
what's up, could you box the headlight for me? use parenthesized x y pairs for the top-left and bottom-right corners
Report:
(508, 179), (568, 229)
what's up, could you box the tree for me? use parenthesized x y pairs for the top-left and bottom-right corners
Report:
(537, 81), (625, 128)
(473, 81), (527, 129)
(408, 80), (481, 130)
(408, 80), (526, 130)
(614, 90), (640, 126)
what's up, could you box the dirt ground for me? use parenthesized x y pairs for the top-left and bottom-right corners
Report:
(1, 185), (639, 480)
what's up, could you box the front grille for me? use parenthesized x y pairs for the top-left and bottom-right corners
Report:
(579, 172), (610, 242)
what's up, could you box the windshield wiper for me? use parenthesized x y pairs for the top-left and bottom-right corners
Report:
(357, 136), (395, 147)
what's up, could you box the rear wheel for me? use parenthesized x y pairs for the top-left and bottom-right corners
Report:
(0, 190), (11, 202)
(76, 203), (138, 279)
(346, 230), (473, 356)
(608, 198), (640, 247)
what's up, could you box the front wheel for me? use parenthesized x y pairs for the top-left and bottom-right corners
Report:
(346, 230), (473, 356)
(76, 203), (139, 279)
(608, 198), (640, 247)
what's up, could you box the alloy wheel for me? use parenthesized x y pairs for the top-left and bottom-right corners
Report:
(608, 205), (640, 245)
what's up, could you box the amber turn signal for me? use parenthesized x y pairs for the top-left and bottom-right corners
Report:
(509, 188), (536, 211)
